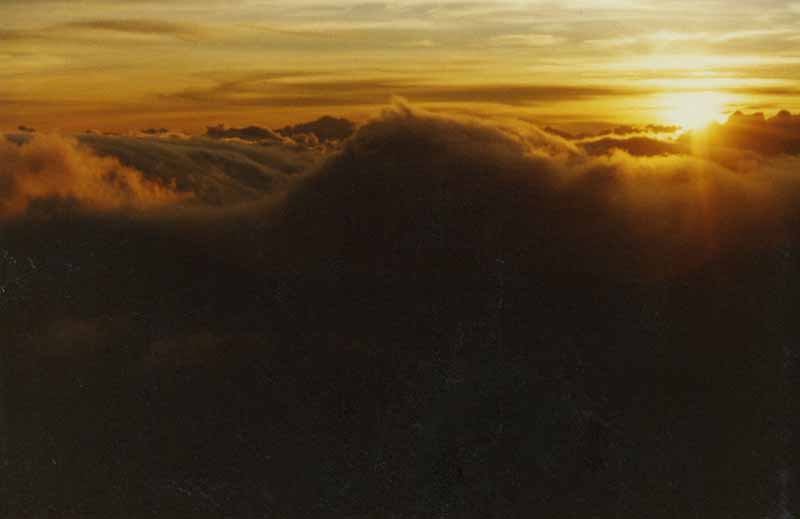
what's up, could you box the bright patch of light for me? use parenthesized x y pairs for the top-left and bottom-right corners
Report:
(659, 91), (733, 130)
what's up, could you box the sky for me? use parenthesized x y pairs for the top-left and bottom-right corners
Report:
(4, 3), (800, 517)
(2, 0), (800, 132)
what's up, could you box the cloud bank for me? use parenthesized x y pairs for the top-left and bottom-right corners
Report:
(6, 104), (800, 270)
(2, 101), (800, 518)
(686, 109), (800, 155)
(276, 115), (357, 143)
(264, 101), (798, 281)
(0, 134), (188, 216)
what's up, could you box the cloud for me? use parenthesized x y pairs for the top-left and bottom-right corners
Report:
(140, 127), (170, 135)
(0, 28), (36, 41)
(205, 124), (287, 143)
(584, 27), (795, 49)
(583, 36), (638, 47)
(487, 34), (566, 47)
(580, 136), (680, 156)
(8, 102), (797, 269)
(405, 39), (436, 47)
(63, 19), (203, 39)
(0, 134), (189, 216)
(550, 111), (800, 159)
(276, 116), (357, 143)
(164, 74), (642, 108)
(6, 104), (799, 252)
(545, 123), (682, 140)
(261, 100), (799, 282)
(77, 132), (324, 205)
(2, 101), (799, 518)
(711, 28), (795, 42)
(0, 130), (331, 214)
(683, 109), (800, 155)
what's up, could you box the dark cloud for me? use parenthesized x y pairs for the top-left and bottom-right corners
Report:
(264, 101), (794, 283)
(580, 136), (681, 156)
(555, 111), (800, 159)
(276, 115), (357, 143)
(545, 123), (682, 140)
(683, 109), (800, 156)
(599, 123), (682, 136)
(202, 117), (357, 147)
(2, 102), (800, 518)
(543, 125), (576, 139)
(3, 133), (30, 145)
(205, 123), (286, 143)
(643, 123), (682, 134)
(140, 127), (169, 135)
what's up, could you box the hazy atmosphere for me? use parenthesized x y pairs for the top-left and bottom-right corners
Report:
(3, 0), (800, 131)
(1, 1), (800, 518)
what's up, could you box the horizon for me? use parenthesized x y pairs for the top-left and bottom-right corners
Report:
(6, 105), (799, 136)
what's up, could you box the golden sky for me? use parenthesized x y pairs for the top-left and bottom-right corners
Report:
(2, 0), (800, 132)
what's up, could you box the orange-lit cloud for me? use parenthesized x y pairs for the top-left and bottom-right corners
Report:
(0, 134), (188, 215)
(62, 19), (204, 40)
(264, 101), (797, 278)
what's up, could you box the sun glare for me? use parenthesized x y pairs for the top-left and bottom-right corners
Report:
(659, 91), (731, 130)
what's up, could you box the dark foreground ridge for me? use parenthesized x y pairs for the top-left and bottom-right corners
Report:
(1, 104), (799, 518)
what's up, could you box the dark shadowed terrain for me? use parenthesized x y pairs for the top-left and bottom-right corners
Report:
(1, 104), (799, 518)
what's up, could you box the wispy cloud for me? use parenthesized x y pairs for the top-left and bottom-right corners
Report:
(405, 39), (436, 48)
(487, 34), (566, 47)
(0, 28), (34, 41)
(163, 73), (642, 108)
(585, 27), (797, 47)
(583, 36), (638, 48)
(63, 19), (204, 40)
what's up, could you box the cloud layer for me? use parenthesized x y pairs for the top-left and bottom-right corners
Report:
(689, 109), (800, 155)
(265, 102), (799, 281)
(2, 102), (800, 518)
(0, 134), (187, 215)
(1, 130), (328, 213)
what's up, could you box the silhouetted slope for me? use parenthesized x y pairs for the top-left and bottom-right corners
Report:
(1, 105), (799, 518)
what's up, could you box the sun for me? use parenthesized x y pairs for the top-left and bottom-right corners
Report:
(659, 91), (731, 130)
